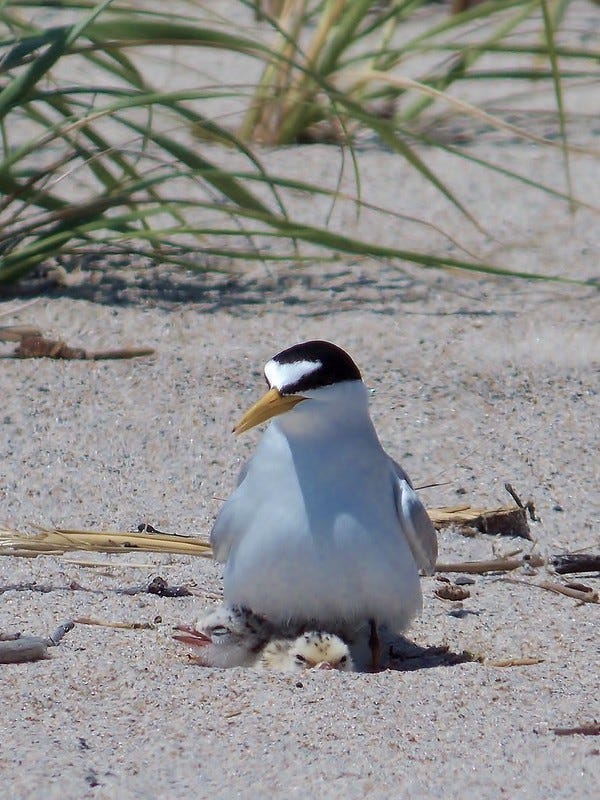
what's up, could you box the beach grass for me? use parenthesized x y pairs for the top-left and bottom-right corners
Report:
(1, 0), (597, 286)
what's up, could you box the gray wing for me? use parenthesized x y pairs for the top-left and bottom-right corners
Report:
(391, 458), (438, 576)
(210, 457), (252, 563)
(234, 457), (251, 488)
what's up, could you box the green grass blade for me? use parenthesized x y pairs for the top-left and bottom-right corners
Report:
(540, 0), (573, 206)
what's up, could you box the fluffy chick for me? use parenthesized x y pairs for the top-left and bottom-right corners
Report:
(260, 631), (354, 672)
(173, 604), (274, 668)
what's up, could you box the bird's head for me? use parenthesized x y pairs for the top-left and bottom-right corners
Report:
(234, 340), (363, 434)
(291, 631), (354, 672)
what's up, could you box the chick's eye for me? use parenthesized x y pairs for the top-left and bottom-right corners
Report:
(211, 626), (229, 637)
(294, 653), (307, 664)
(339, 656), (347, 664)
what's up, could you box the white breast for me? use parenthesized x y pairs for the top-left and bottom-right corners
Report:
(211, 394), (422, 633)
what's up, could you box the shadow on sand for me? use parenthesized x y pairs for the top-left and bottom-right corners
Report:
(0, 255), (527, 318)
(385, 635), (480, 672)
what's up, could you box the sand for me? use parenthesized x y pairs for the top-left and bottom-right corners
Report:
(1, 2), (599, 798)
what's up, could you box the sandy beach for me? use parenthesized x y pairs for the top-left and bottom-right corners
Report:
(1, 2), (599, 798)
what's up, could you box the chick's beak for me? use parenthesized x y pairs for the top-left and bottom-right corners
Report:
(172, 626), (211, 647)
(234, 387), (306, 434)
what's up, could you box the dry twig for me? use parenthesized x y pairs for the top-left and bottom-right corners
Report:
(74, 617), (154, 630)
(536, 580), (598, 604)
(0, 576), (194, 597)
(504, 482), (540, 522)
(499, 577), (599, 604)
(552, 723), (600, 736)
(487, 657), (544, 667)
(0, 526), (212, 558)
(436, 553), (544, 575)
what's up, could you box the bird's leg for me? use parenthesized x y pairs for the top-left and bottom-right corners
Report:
(368, 618), (381, 671)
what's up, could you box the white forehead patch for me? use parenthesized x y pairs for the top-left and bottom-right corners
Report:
(264, 358), (322, 391)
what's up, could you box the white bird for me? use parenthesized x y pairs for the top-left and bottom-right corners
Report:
(260, 631), (355, 672)
(173, 604), (275, 668)
(211, 340), (438, 669)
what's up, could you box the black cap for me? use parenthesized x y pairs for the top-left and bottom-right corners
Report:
(265, 340), (362, 395)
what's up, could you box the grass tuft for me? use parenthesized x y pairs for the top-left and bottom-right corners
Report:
(1, 1), (597, 286)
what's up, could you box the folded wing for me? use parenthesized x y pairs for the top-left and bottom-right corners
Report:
(210, 457), (252, 562)
(391, 459), (438, 576)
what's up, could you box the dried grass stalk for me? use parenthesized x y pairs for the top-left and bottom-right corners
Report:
(0, 527), (212, 558)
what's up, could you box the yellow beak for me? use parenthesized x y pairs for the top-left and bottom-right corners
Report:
(234, 387), (306, 434)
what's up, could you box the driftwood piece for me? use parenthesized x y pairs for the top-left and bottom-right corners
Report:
(14, 335), (86, 359)
(550, 553), (600, 575)
(13, 334), (154, 360)
(437, 551), (599, 578)
(428, 504), (532, 539)
(0, 636), (50, 663)
(0, 620), (74, 664)
(1, 324), (153, 359)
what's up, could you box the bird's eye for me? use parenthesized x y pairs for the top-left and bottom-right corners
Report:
(211, 626), (229, 637)
(295, 653), (307, 664)
(339, 655), (347, 664)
